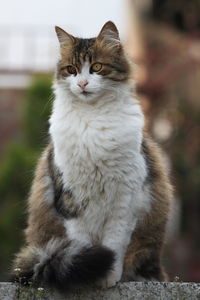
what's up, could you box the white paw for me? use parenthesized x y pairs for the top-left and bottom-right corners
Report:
(97, 268), (122, 289)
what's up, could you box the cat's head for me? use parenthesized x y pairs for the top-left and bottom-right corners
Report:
(55, 21), (131, 102)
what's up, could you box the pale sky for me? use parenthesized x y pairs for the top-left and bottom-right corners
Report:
(0, 0), (126, 37)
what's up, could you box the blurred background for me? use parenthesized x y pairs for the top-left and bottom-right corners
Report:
(0, 0), (200, 282)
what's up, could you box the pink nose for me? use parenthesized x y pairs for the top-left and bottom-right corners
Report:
(78, 80), (88, 89)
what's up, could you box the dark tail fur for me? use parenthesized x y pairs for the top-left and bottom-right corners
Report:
(12, 239), (115, 291)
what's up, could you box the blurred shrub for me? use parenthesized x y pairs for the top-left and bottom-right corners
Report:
(24, 75), (53, 149)
(0, 74), (52, 280)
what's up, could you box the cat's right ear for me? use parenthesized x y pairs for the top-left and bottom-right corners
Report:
(55, 26), (76, 46)
(98, 21), (120, 41)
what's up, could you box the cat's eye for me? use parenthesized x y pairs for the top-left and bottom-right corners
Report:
(66, 65), (77, 75)
(91, 63), (102, 73)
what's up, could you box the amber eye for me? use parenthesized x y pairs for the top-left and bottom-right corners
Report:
(91, 63), (102, 72)
(66, 65), (77, 75)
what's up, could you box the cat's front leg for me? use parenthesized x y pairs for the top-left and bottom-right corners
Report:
(64, 218), (91, 246)
(97, 254), (124, 288)
(99, 190), (138, 288)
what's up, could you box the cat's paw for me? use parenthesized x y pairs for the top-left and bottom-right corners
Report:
(97, 269), (122, 289)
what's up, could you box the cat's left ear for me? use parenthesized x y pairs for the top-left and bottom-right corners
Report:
(98, 21), (120, 41)
(55, 26), (76, 46)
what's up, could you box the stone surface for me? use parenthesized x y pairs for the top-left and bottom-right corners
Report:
(0, 283), (18, 300)
(1, 281), (200, 300)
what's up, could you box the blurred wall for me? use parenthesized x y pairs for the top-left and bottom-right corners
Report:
(128, 0), (200, 282)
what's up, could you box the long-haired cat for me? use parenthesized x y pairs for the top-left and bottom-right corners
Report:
(12, 21), (173, 291)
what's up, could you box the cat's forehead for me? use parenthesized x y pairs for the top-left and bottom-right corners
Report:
(60, 36), (117, 68)
(74, 38), (95, 58)
(66, 38), (96, 66)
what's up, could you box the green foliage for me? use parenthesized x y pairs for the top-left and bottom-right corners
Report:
(0, 74), (53, 280)
(23, 74), (52, 149)
(0, 144), (37, 201)
(14, 269), (47, 300)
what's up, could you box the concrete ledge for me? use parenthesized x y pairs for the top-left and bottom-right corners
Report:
(1, 281), (200, 300)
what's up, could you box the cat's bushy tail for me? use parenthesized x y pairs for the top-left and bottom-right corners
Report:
(12, 239), (115, 290)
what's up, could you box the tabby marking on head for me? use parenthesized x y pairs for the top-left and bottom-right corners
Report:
(55, 21), (130, 102)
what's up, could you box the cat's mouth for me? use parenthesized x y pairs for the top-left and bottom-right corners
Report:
(81, 91), (93, 96)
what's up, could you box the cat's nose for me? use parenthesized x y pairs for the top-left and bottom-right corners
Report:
(77, 80), (88, 89)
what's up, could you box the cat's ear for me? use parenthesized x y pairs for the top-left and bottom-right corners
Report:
(55, 26), (76, 46)
(98, 21), (120, 41)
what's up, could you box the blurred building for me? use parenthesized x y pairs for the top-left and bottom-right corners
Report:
(0, 26), (57, 85)
(0, 26), (57, 157)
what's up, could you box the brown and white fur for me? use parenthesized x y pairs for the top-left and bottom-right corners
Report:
(12, 21), (173, 291)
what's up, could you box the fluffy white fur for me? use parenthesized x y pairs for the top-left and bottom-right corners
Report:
(49, 63), (151, 287)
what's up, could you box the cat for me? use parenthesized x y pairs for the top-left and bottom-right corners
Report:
(12, 21), (173, 291)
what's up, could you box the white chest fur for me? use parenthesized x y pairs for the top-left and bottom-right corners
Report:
(50, 85), (146, 200)
(49, 84), (150, 252)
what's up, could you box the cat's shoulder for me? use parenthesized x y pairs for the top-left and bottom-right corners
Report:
(141, 134), (171, 181)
